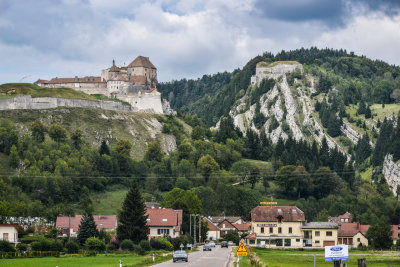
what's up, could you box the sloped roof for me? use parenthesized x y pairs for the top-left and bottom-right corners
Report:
(245, 233), (257, 239)
(34, 79), (49, 84)
(128, 56), (156, 69)
(338, 222), (370, 237)
(209, 216), (243, 224)
(56, 215), (117, 232)
(301, 222), (338, 229)
(392, 225), (399, 240)
(145, 208), (182, 227)
(47, 77), (104, 84)
(0, 224), (19, 230)
(203, 217), (220, 231)
(233, 223), (250, 232)
(250, 206), (305, 222)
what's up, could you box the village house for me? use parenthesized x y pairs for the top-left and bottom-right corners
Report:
(203, 217), (221, 240)
(0, 224), (19, 246)
(145, 208), (183, 239)
(337, 222), (370, 248)
(56, 215), (117, 237)
(245, 206), (339, 248)
(204, 216), (250, 239)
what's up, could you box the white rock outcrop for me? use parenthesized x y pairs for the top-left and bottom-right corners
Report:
(382, 154), (400, 195)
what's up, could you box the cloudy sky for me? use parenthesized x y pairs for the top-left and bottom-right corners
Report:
(1, 0), (400, 84)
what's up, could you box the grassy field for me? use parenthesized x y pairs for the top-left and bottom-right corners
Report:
(0, 253), (171, 267)
(0, 83), (97, 101)
(253, 248), (400, 267)
(92, 188), (129, 215)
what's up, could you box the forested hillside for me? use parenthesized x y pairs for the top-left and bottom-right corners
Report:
(1, 48), (400, 235)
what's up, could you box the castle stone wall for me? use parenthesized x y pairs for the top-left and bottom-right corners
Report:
(0, 96), (130, 112)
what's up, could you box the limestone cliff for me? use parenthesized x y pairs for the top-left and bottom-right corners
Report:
(383, 154), (400, 196)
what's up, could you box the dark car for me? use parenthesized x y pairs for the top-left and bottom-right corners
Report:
(173, 250), (188, 262)
(221, 241), (228, 248)
(203, 244), (212, 251)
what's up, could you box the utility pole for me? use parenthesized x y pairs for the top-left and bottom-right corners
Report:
(193, 215), (197, 245)
(189, 214), (192, 239)
(198, 214), (201, 243)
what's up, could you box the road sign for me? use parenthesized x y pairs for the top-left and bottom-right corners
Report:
(236, 242), (248, 256)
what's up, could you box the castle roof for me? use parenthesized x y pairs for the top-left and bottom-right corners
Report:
(46, 77), (104, 84)
(108, 75), (147, 85)
(128, 56), (156, 69)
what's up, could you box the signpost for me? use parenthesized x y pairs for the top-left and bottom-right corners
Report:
(325, 245), (348, 262)
(236, 242), (248, 257)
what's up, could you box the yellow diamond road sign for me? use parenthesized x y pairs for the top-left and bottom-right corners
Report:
(236, 242), (248, 256)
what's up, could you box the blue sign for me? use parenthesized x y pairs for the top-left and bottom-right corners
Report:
(325, 245), (348, 262)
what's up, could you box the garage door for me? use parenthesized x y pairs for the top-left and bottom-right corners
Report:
(323, 241), (335, 247)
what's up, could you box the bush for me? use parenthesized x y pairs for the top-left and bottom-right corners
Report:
(84, 237), (105, 252)
(150, 238), (162, 250)
(31, 241), (42, 251)
(0, 240), (15, 252)
(139, 240), (151, 251)
(106, 244), (116, 252)
(50, 240), (64, 252)
(65, 240), (80, 254)
(120, 239), (134, 251)
(16, 243), (28, 252)
(133, 244), (145, 255)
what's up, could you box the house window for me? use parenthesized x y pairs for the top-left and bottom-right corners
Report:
(357, 238), (360, 242)
(223, 224), (225, 228)
(326, 231), (332, 237)
(315, 231), (320, 237)
(3, 233), (8, 241)
(289, 227), (292, 234)
(261, 227), (264, 233)
(269, 227), (273, 233)
(157, 229), (170, 235)
(278, 227), (282, 234)
(315, 240), (320, 244)
(296, 239), (300, 242)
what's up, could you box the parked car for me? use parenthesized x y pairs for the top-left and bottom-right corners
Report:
(173, 250), (188, 262)
(208, 241), (216, 247)
(228, 241), (234, 246)
(221, 241), (228, 248)
(203, 244), (212, 251)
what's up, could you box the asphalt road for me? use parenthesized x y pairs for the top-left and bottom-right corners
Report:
(153, 245), (232, 267)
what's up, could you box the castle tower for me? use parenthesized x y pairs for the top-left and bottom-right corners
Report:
(127, 56), (157, 88)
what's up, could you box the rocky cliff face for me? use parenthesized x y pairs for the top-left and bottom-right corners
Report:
(221, 63), (353, 155)
(383, 154), (400, 196)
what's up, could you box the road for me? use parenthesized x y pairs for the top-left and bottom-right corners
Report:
(153, 245), (232, 267)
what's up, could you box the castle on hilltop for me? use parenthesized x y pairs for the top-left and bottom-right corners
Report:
(35, 56), (163, 113)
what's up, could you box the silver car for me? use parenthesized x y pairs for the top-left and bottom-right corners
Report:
(208, 241), (216, 247)
(173, 250), (188, 262)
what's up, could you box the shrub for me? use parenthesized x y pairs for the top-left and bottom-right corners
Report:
(0, 240), (15, 252)
(120, 239), (134, 251)
(16, 243), (28, 252)
(133, 244), (145, 255)
(84, 237), (105, 252)
(65, 240), (80, 254)
(106, 244), (116, 252)
(50, 239), (64, 252)
(139, 240), (151, 251)
(31, 241), (42, 251)
(150, 238), (162, 250)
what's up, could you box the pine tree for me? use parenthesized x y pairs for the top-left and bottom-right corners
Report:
(117, 180), (148, 243)
(99, 140), (110, 155)
(8, 145), (19, 169)
(77, 214), (99, 244)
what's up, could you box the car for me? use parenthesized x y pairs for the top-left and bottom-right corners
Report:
(208, 241), (216, 247)
(203, 244), (212, 251)
(221, 241), (228, 248)
(173, 250), (188, 262)
(228, 241), (234, 246)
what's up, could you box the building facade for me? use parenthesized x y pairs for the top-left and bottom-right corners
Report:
(0, 224), (19, 246)
(56, 215), (117, 237)
(35, 56), (163, 113)
(145, 208), (183, 239)
(245, 206), (338, 248)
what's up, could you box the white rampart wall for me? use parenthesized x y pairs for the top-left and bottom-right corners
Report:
(0, 95), (131, 111)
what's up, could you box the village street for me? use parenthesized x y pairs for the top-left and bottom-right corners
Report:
(153, 245), (232, 267)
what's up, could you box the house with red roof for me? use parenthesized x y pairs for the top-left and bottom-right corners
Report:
(56, 215), (117, 237)
(145, 208), (182, 239)
(0, 224), (19, 246)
